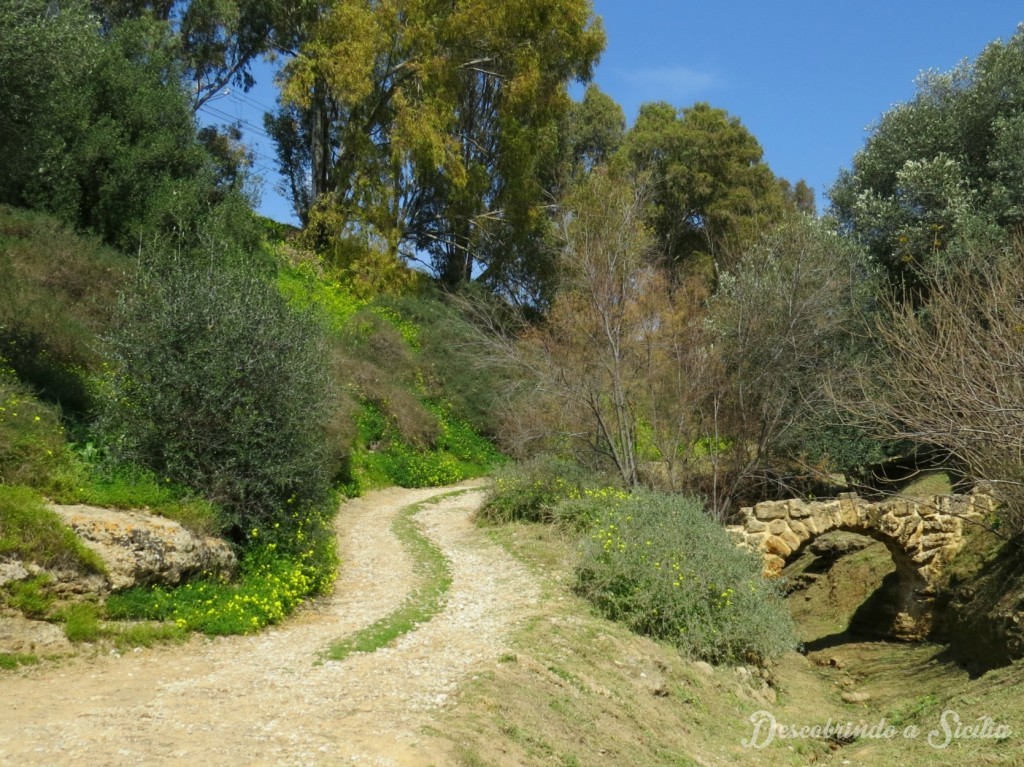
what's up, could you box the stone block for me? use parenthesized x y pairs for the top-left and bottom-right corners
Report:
(788, 500), (812, 519)
(788, 519), (810, 541)
(764, 535), (793, 559)
(779, 528), (802, 552)
(753, 501), (788, 521)
(745, 518), (768, 533)
(762, 554), (785, 578)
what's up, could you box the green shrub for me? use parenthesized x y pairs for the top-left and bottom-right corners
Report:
(0, 485), (105, 573)
(574, 490), (796, 665)
(100, 248), (334, 538)
(479, 456), (606, 524)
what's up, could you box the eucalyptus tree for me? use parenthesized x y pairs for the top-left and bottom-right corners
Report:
(269, 0), (604, 297)
(90, 0), (311, 109)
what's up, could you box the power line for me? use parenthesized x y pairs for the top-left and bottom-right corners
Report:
(224, 88), (278, 114)
(198, 103), (274, 141)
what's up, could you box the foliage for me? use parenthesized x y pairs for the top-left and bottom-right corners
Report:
(0, 205), (128, 417)
(352, 402), (503, 491)
(91, 0), (308, 111)
(272, 0), (605, 294)
(706, 216), (868, 515)
(839, 243), (1024, 534)
(616, 101), (792, 278)
(328, 493), (454, 660)
(491, 170), (714, 488)
(0, 485), (105, 574)
(105, 539), (336, 635)
(830, 27), (1024, 290)
(563, 84), (626, 179)
(0, 4), (226, 249)
(479, 455), (611, 524)
(574, 490), (797, 665)
(100, 247), (334, 536)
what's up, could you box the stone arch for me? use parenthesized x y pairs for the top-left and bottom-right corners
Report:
(728, 491), (994, 640)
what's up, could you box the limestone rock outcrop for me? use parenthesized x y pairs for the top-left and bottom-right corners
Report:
(50, 504), (237, 592)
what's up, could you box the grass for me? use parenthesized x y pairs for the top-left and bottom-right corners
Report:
(899, 471), (954, 498)
(3, 574), (55, 617)
(57, 602), (102, 642)
(110, 621), (187, 649)
(0, 485), (106, 573)
(0, 652), (39, 670)
(56, 463), (221, 536)
(326, 491), (461, 661)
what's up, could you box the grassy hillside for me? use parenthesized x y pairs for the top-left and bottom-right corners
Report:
(0, 206), (504, 646)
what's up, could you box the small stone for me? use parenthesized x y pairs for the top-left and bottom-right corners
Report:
(841, 691), (871, 704)
(692, 661), (715, 678)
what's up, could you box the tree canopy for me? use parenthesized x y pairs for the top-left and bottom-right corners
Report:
(830, 26), (1024, 289)
(268, 0), (605, 296)
(616, 101), (791, 279)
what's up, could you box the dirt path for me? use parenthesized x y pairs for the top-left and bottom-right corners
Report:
(0, 482), (540, 766)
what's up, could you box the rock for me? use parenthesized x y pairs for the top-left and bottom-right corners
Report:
(0, 614), (73, 654)
(753, 501), (789, 521)
(841, 691), (871, 704)
(0, 559), (30, 587)
(808, 532), (872, 560)
(691, 661), (715, 679)
(50, 504), (237, 592)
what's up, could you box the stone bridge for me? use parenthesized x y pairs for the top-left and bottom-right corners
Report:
(728, 489), (995, 640)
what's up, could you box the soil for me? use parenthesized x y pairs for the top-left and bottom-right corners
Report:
(0, 482), (540, 766)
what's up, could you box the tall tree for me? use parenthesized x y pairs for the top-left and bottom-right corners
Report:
(830, 26), (1024, 291)
(271, 0), (604, 296)
(0, 2), (228, 248)
(90, 0), (309, 109)
(564, 83), (626, 178)
(616, 101), (791, 279)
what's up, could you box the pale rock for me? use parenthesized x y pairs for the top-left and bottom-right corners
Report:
(50, 504), (236, 592)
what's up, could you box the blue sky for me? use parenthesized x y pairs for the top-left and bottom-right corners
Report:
(205, 2), (1024, 224)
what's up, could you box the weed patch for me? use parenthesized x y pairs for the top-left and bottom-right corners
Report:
(2, 574), (55, 617)
(57, 602), (102, 642)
